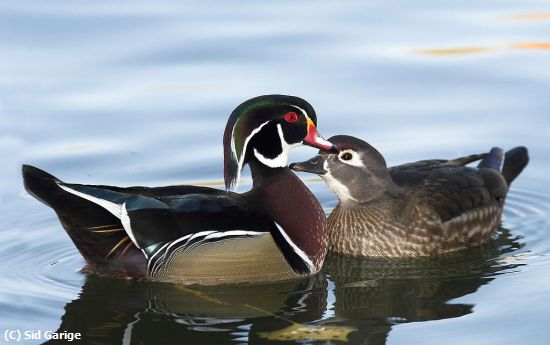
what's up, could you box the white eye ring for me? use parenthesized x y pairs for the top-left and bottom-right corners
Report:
(337, 149), (364, 167)
(339, 152), (353, 161)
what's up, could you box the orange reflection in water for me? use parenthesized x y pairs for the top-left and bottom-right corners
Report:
(511, 42), (550, 50)
(414, 47), (492, 55)
(415, 12), (550, 56)
(415, 42), (550, 55)
(507, 13), (550, 21)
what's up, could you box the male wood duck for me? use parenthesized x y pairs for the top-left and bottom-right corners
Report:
(290, 135), (529, 257)
(22, 95), (337, 285)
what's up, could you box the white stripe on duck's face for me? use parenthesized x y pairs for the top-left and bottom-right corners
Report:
(226, 102), (316, 191)
(253, 123), (301, 168)
(231, 120), (271, 191)
(320, 160), (359, 204)
(230, 117), (303, 190)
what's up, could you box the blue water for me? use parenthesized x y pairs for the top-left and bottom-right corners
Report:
(1, 1), (550, 344)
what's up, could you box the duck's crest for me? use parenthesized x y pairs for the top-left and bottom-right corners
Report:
(223, 94), (302, 192)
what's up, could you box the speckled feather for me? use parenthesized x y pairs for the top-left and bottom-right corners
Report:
(328, 197), (502, 257)
(296, 136), (530, 258)
(328, 156), (518, 256)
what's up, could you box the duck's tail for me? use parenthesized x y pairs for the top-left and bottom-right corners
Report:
(22, 165), (64, 208)
(501, 147), (529, 186)
(476, 147), (529, 186)
(22, 165), (143, 271)
(477, 147), (504, 171)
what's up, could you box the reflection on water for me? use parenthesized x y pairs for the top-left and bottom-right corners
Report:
(42, 228), (521, 344)
(415, 42), (550, 55)
(45, 274), (329, 344)
(3, 0), (550, 343)
(415, 47), (492, 55)
(414, 10), (550, 56)
(507, 13), (550, 21)
(510, 42), (550, 50)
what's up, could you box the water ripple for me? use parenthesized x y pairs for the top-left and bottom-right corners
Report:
(503, 188), (550, 255)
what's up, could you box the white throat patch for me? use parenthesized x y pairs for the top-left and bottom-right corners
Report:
(321, 160), (358, 203)
(253, 123), (300, 168)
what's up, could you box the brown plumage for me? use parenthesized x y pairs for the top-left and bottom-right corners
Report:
(290, 135), (529, 257)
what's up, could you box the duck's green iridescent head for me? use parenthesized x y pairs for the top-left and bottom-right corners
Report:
(223, 95), (336, 191)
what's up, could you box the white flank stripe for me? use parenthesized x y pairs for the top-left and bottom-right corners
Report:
(203, 230), (265, 240)
(167, 234), (193, 249)
(121, 202), (139, 248)
(164, 230), (216, 256)
(160, 231), (218, 272)
(274, 222), (314, 272)
(148, 242), (171, 263)
(58, 183), (122, 218)
(147, 230), (266, 274)
(187, 230), (217, 242)
(150, 232), (196, 273)
(147, 242), (171, 272)
(321, 161), (358, 203)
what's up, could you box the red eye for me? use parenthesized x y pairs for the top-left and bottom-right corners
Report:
(284, 111), (299, 123)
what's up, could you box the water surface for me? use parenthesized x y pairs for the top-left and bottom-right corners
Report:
(1, 1), (549, 344)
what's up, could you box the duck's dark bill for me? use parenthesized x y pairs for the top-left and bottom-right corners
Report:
(289, 157), (327, 175)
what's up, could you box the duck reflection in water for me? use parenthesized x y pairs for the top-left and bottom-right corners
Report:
(324, 227), (523, 344)
(45, 227), (522, 345)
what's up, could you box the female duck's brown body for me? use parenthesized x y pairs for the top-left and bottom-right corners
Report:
(328, 174), (503, 257)
(291, 136), (529, 257)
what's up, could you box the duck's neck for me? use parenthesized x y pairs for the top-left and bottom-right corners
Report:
(326, 170), (405, 206)
(249, 160), (284, 189)
(247, 160), (328, 271)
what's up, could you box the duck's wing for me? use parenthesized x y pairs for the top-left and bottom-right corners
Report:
(23, 165), (148, 275)
(23, 165), (313, 283)
(405, 165), (507, 221)
(389, 148), (510, 221)
(123, 192), (312, 283)
(93, 183), (229, 198)
(53, 181), (309, 283)
(22, 166), (270, 276)
(388, 152), (487, 187)
(389, 159), (448, 188)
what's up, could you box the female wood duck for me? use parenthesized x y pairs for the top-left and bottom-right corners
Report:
(22, 95), (337, 285)
(290, 135), (529, 257)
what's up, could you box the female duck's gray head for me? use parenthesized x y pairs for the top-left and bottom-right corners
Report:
(290, 135), (395, 203)
(223, 95), (337, 191)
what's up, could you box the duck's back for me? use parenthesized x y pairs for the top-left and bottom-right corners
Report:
(394, 161), (507, 253)
(21, 165), (301, 284)
(390, 160), (507, 223)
